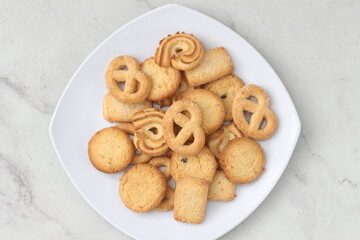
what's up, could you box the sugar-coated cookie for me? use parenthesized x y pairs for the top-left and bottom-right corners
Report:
(156, 185), (175, 211)
(141, 57), (181, 101)
(174, 177), (209, 224)
(184, 47), (233, 87)
(170, 147), (217, 183)
(232, 84), (277, 140)
(149, 156), (171, 180)
(105, 56), (151, 103)
(182, 89), (226, 135)
(103, 93), (152, 122)
(220, 137), (265, 184)
(208, 170), (236, 201)
(88, 127), (133, 173)
(119, 164), (167, 213)
(204, 74), (245, 121)
(207, 122), (243, 159)
(155, 32), (204, 71)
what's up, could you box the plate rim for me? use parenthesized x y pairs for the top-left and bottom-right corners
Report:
(49, 3), (301, 240)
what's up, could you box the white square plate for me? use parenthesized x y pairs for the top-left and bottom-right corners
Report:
(49, 4), (301, 240)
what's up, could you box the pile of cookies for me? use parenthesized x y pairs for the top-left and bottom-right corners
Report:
(88, 32), (277, 224)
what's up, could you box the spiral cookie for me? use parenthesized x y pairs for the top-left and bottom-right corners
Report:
(155, 32), (204, 71)
(88, 127), (133, 173)
(114, 123), (152, 164)
(207, 122), (243, 159)
(232, 85), (277, 140)
(162, 100), (205, 156)
(105, 56), (151, 103)
(220, 137), (265, 184)
(132, 108), (169, 156)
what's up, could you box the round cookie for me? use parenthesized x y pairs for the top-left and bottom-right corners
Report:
(155, 185), (175, 211)
(170, 146), (217, 183)
(204, 74), (245, 121)
(141, 57), (181, 101)
(220, 137), (265, 184)
(182, 89), (226, 135)
(149, 156), (171, 180)
(88, 127), (133, 173)
(119, 164), (167, 213)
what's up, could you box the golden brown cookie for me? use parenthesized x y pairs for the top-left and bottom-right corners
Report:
(105, 56), (151, 103)
(174, 177), (209, 224)
(207, 122), (243, 159)
(170, 147), (217, 183)
(232, 85), (277, 140)
(149, 156), (171, 180)
(204, 74), (245, 121)
(220, 137), (265, 184)
(114, 123), (152, 164)
(132, 108), (169, 156)
(155, 185), (175, 211)
(88, 127), (133, 173)
(103, 93), (152, 122)
(184, 47), (233, 86)
(162, 100), (205, 156)
(208, 170), (236, 201)
(119, 163), (167, 213)
(182, 89), (226, 135)
(141, 57), (181, 101)
(155, 32), (204, 71)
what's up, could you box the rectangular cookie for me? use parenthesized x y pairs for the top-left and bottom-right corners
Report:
(173, 177), (209, 224)
(103, 93), (152, 122)
(184, 47), (234, 86)
(208, 170), (236, 201)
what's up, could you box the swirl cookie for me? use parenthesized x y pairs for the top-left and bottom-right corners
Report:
(170, 147), (217, 183)
(119, 164), (167, 213)
(204, 74), (245, 121)
(141, 57), (181, 101)
(162, 100), (205, 156)
(103, 93), (152, 122)
(208, 170), (236, 201)
(220, 137), (265, 184)
(88, 127), (133, 173)
(155, 32), (204, 71)
(156, 185), (175, 211)
(185, 47), (233, 87)
(174, 177), (209, 224)
(132, 108), (169, 156)
(114, 123), (152, 164)
(232, 85), (277, 140)
(149, 156), (171, 180)
(207, 122), (243, 159)
(105, 56), (151, 103)
(182, 89), (226, 135)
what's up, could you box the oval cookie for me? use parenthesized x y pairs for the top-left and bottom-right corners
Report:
(149, 156), (171, 180)
(220, 137), (265, 184)
(88, 127), (133, 173)
(155, 185), (175, 211)
(119, 164), (167, 213)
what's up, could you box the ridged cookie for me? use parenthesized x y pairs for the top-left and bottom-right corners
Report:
(204, 73), (245, 121)
(88, 127), (133, 173)
(182, 89), (226, 135)
(141, 57), (181, 101)
(119, 164), (167, 213)
(184, 47), (233, 86)
(220, 137), (265, 184)
(174, 177), (209, 224)
(208, 170), (236, 201)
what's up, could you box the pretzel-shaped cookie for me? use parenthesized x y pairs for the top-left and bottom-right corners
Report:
(106, 56), (151, 103)
(132, 108), (169, 156)
(232, 85), (277, 140)
(162, 100), (205, 156)
(155, 32), (204, 71)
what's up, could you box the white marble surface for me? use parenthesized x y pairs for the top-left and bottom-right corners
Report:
(0, 0), (359, 239)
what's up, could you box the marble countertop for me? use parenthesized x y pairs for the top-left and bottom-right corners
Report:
(1, 1), (359, 239)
